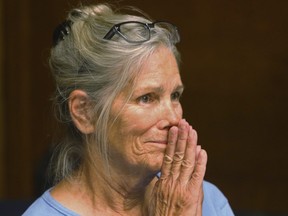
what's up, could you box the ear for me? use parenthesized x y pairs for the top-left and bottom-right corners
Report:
(68, 90), (95, 134)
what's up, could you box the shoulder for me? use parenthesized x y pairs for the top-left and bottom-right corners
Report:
(202, 181), (235, 216)
(22, 189), (79, 216)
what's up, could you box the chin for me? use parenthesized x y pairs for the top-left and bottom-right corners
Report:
(145, 152), (164, 173)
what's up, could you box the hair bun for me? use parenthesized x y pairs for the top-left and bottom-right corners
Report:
(69, 4), (113, 19)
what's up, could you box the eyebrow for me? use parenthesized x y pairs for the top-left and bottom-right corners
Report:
(133, 84), (184, 95)
(175, 84), (185, 92)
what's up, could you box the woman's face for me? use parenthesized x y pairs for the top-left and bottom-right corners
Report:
(108, 46), (183, 174)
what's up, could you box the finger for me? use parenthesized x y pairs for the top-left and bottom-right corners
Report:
(196, 145), (201, 160)
(160, 126), (178, 179)
(179, 126), (197, 182)
(189, 149), (207, 189)
(170, 119), (189, 177)
(196, 184), (204, 216)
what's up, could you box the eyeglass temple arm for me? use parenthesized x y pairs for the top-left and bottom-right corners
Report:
(103, 26), (118, 40)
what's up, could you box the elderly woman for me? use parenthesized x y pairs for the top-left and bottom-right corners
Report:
(24, 3), (234, 216)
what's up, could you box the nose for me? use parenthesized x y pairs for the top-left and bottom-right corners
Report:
(156, 101), (182, 130)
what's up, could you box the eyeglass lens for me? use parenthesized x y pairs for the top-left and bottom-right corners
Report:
(118, 22), (150, 42)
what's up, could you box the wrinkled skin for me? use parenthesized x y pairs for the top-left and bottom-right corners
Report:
(106, 46), (208, 215)
(64, 46), (207, 215)
(146, 119), (207, 216)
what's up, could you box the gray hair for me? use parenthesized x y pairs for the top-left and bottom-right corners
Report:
(49, 3), (181, 183)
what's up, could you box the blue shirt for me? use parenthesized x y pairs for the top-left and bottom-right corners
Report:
(23, 181), (234, 215)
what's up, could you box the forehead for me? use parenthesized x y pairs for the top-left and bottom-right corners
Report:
(112, 46), (182, 110)
(133, 46), (182, 88)
(116, 46), (182, 101)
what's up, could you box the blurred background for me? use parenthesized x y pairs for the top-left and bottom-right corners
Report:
(0, 0), (287, 215)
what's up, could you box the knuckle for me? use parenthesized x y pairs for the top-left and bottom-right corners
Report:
(192, 171), (202, 181)
(163, 154), (173, 164)
(181, 159), (194, 169)
(173, 152), (184, 162)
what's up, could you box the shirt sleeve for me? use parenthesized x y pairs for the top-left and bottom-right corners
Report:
(22, 190), (80, 216)
(202, 181), (235, 216)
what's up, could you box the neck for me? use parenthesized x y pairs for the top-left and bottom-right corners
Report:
(55, 157), (158, 215)
(84, 158), (158, 212)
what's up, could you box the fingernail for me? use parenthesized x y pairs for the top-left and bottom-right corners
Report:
(180, 119), (186, 125)
(180, 120), (186, 129)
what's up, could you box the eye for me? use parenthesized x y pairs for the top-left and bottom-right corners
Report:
(138, 94), (154, 104)
(171, 91), (182, 101)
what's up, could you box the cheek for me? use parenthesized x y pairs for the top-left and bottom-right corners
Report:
(122, 107), (159, 133)
(109, 114), (149, 144)
(171, 103), (183, 122)
(177, 104), (183, 118)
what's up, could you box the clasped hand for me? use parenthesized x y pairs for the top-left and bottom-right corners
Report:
(148, 119), (208, 216)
